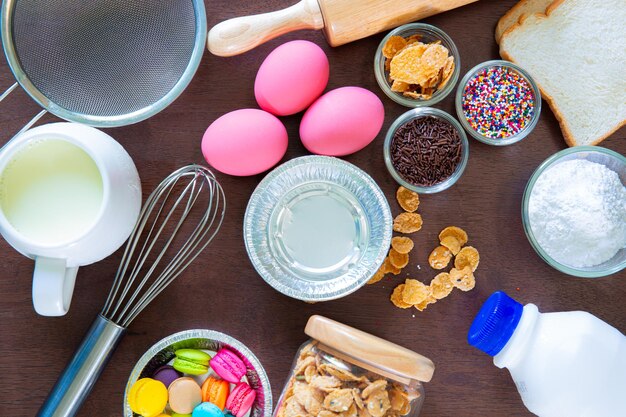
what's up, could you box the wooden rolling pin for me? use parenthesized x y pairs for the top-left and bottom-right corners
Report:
(208, 0), (479, 56)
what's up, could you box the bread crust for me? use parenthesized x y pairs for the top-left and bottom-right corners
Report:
(496, 0), (528, 43)
(495, 0), (553, 43)
(499, 0), (626, 146)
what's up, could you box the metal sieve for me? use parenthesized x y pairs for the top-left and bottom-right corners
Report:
(1, 0), (206, 132)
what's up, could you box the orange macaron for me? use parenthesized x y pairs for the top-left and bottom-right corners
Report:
(201, 376), (230, 410)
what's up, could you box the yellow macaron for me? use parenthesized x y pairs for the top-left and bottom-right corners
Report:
(127, 377), (168, 417)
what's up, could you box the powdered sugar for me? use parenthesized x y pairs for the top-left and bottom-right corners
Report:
(528, 159), (626, 268)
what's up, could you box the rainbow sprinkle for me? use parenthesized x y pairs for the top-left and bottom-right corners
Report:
(462, 66), (535, 139)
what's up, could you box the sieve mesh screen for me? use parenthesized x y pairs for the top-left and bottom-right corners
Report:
(11, 0), (197, 117)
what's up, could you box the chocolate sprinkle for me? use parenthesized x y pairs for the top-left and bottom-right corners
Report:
(390, 116), (462, 186)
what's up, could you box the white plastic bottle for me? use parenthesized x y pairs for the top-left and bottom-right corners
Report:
(468, 291), (626, 417)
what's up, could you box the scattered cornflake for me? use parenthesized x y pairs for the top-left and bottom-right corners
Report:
(414, 293), (436, 312)
(396, 186), (420, 212)
(383, 257), (401, 275)
(440, 235), (461, 255)
(428, 245), (452, 270)
(386, 225), (481, 311)
(439, 226), (468, 246)
(454, 246), (480, 271)
(450, 266), (476, 291)
(391, 236), (414, 254)
(370, 191), (481, 314)
(429, 272), (454, 299)
(401, 279), (429, 304)
(390, 284), (413, 309)
(389, 248), (409, 269)
(393, 212), (423, 233)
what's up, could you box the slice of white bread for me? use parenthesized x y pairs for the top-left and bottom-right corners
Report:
(495, 0), (553, 43)
(500, 0), (626, 146)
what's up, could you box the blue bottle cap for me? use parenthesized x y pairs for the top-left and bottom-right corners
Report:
(467, 291), (523, 356)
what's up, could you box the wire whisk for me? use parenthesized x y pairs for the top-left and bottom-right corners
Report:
(102, 164), (225, 327)
(37, 164), (225, 417)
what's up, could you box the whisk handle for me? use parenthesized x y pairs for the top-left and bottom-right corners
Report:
(37, 315), (126, 417)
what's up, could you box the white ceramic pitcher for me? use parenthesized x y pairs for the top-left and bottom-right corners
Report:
(0, 122), (141, 316)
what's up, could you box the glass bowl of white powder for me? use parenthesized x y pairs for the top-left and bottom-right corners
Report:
(522, 146), (626, 278)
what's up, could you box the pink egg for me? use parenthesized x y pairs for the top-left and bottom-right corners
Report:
(201, 109), (288, 176)
(255, 40), (329, 116)
(300, 87), (385, 156)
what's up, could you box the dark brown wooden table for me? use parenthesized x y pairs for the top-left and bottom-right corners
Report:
(1, 1), (624, 416)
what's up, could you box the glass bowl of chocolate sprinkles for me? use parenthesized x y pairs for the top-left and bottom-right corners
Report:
(384, 107), (469, 193)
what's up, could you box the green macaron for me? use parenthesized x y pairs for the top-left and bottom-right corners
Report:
(175, 349), (212, 366)
(172, 349), (212, 375)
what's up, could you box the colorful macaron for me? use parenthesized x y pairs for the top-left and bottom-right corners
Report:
(201, 376), (230, 410)
(169, 377), (203, 415)
(127, 378), (168, 417)
(171, 413), (193, 417)
(193, 401), (225, 417)
(210, 348), (246, 383)
(173, 349), (212, 375)
(226, 382), (256, 417)
(152, 365), (182, 388)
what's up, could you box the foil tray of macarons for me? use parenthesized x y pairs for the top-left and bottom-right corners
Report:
(124, 330), (272, 417)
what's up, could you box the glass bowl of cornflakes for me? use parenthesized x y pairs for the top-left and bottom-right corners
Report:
(374, 23), (460, 107)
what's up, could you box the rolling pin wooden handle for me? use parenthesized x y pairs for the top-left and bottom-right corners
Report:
(207, 0), (325, 57)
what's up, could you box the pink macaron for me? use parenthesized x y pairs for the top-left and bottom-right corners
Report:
(210, 348), (247, 383)
(226, 382), (256, 417)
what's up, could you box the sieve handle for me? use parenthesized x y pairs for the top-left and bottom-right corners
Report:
(208, 0), (324, 57)
(0, 82), (48, 147)
(36, 315), (126, 417)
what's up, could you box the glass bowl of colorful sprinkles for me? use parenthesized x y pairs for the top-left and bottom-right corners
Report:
(455, 60), (541, 146)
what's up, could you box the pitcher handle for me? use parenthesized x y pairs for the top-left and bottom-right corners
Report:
(1, 82), (48, 146)
(33, 257), (79, 316)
